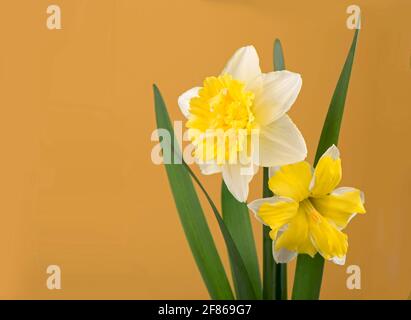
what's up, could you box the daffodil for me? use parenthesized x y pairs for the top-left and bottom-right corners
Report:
(178, 46), (307, 202)
(248, 145), (365, 265)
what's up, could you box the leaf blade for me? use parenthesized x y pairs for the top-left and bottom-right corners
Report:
(274, 39), (286, 71)
(262, 39), (288, 300)
(314, 29), (360, 165)
(292, 29), (360, 300)
(221, 181), (262, 299)
(184, 165), (258, 299)
(153, 85), (234, 300)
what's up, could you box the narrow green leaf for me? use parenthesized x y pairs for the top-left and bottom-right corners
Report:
(221, 181), (261, 299)
(262, 39), (288, 300)
(273, 39), (288, 301)
(292, 29), (360, 300)
(292, 254), (325, 300)
(274, 39), (285, 71)
(314, 28), (360, 165)
(153, 85), (234, 300)
(154, 85), (258, 300)
(184, 165), (258, 300)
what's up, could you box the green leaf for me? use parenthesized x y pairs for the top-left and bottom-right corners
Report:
(292, 254), (325, 300)
(262, 39), (288, 300)
(184, 165), (259, 300)
(154, 85), (258, 300)
(274, 39), (285, 71)
(314, 28), (360, 165)
(153, 85), (234, 300)
(221, 181), (261, 299)
(292, 29), (360, 300)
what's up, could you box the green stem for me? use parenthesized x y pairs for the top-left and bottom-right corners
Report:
(262, 167), (287, 300)
(278, 264), (288, 300)
(262, 225), (275, 299)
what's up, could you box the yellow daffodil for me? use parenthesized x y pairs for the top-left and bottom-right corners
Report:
(178, 46), (307, 202)
(248, 145), (365, 265)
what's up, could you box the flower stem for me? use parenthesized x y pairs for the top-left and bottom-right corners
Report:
(262, 167), (287, 300)
(262, 224), (275, 299)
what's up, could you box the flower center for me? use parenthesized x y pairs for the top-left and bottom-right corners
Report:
(187, 74), (256, 163)
(300, 199), (322, 224)
(188, 74), (255, 131)
(300, 198), (348, 260)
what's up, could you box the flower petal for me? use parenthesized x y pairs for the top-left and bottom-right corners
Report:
(310, 187), (366, 230)
(198, 161), (222, 175)
(221, 46), (261, 84)
(310, 145), (342, 197)
(267, 160), (312, 202)
(272, 231), (298, 264)
(248, 196), (298, 228)
(306, 205), (348, 263)
(331, 256), (346, 266)
(178, 87), (200, 118)
(247, 196), (278, 225)
(252, 71), (302, 126)
(274, 206), (317, 257)
(222, 163), (258, 203)
(253, 115), (307, 167)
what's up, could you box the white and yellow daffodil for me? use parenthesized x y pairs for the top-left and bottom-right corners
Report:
(248, 145), (366, 265)
(178, 46), (307, 202)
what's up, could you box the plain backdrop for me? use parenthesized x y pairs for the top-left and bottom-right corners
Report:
(0, 0), (410, 299)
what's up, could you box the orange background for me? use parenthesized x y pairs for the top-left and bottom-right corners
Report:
(0, 0), (410, 299)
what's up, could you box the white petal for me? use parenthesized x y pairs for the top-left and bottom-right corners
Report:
(331, 255), (346, 266)
(332, 186), (365, 204)
(198, 161), (222, 175)
(222, 163), (258, 203)
(252, 71), (302, 126)
(221, 46), (261, 84)
(178, 87), (200, 118)
(253, 115), (307, 167)
(273, 247), (298, 264)
(323, 144), (340, 160)
(272, 229), (298, 263)
(268, 166), (280, 179)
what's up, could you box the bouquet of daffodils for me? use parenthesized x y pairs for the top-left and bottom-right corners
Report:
(153, 29), (365, 300)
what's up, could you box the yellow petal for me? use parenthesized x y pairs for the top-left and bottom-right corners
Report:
(272, 231), (298, 263)
(310, 145), (342, 197)
(268, 161), (312, 202)
(274, 205), (317, 257)
(257, 198), (298, 232)
(302, 200), (348, 260)
(311, 187), (366, 230)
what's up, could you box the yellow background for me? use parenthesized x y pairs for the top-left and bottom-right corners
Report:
(0, 0), (410, 299)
